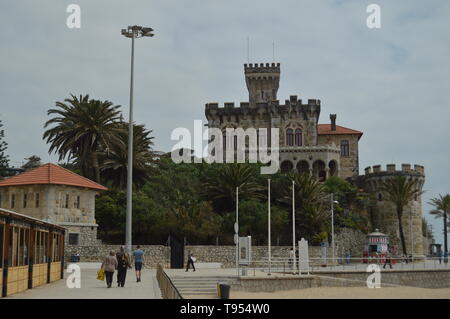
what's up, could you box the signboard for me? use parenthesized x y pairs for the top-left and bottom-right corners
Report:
(298, 238), (309, 275)
(239, 236), (252, 265)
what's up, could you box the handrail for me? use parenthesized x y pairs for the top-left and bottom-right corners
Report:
(156, 264), (183, 299)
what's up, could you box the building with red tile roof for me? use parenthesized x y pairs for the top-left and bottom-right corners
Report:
(0, 163), (107, 246)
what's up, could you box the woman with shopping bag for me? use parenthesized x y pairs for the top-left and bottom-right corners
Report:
(101, 251), (118, 288)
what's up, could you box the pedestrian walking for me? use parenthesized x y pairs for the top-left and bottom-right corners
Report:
(132, 245), (145, 282)
(444, 251), (449, 265)
(383, 250), (393, 269)
(437, 250), (442, 264)
(116, 246), (131, 287)
(289, 248), (294, 269)
(101, 251), (118, 288)
(186, 251), (196, 272)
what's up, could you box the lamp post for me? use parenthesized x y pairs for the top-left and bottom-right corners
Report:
(121, 25), (154, 252)
(330, 193), (338, 264)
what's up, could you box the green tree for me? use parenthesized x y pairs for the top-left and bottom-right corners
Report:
(100, 123), (155, 189)
(0, 119), (9, 170)
(22, 155), (42, 171)
(380, 176), (423, 257)
(43, 94), (123, 182)
(429, 194), (450, 254)
(201, 163), (263, 214)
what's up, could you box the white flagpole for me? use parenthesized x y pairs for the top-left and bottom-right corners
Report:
(292, 180), (297, 274)
(268, 179), (271, 275)
(236, 186), (239, 277)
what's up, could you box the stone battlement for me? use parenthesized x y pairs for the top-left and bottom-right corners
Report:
(364, 164), (425, 176)
(244, 62), (280, 73)
(205, 97), (320, 111)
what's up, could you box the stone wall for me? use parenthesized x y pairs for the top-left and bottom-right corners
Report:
(64, 245), (323, 269)
(231, 270), (450, 292)
(311, 269), (450, 289)
(64, 245), (170, 268)
(184, 245), (322, 268)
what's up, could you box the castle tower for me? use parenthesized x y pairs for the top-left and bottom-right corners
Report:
(244, 63), (280, 107)
(353, 164), (425, 257)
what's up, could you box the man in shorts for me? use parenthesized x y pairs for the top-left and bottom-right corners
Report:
(132, 245), (145, 282)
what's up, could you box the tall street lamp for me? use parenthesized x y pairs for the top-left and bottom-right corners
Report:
(121, 25), (154, 252)
(330, 193), (339, 264)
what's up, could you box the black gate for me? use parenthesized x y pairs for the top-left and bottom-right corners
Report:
(169, 234), (184, 269)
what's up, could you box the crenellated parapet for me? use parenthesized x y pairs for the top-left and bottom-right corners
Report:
(363, 164), (425, 177)
(244, 63), (281, 76)
(205, 96), (321, 123)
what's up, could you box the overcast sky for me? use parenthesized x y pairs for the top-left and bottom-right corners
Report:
(1, 0), (449, 246)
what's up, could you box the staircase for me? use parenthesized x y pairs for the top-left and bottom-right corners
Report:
(171, 276), (237, 299)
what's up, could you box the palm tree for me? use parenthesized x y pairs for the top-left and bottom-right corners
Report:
(380, 176), (423, 257)
(43, 94), (124, 182)
(429, 194), (450, 254)
(100, 123), (155, 189)
(201, 163), (263, 213)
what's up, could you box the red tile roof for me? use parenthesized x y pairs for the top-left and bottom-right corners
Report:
(318, 124), (363, 138)
(0, 163), (108, 191)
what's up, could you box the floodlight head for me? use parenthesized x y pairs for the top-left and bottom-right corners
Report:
(142, 27), (154, 33)
(143, 32), (154, 37)
(121, 29), (127, 35)
(333, 200), (339, 204)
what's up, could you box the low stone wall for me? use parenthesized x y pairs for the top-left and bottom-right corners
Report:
(64, 245), (322, 269)
(232, 270), (450, 292)
(311, 269), (450, 289)
(231, 275), (370, 292)
(64, 245), (170, 268)
(184, 245), (322, 268)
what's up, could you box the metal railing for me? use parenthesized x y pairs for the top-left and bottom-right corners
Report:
(156, 263), (183, 299)
(239, 256), (450, 276)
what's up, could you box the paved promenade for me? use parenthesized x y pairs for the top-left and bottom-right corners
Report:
(7, 264), (162, 299)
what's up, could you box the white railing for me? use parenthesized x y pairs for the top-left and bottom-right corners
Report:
(239, 256), (450, 276)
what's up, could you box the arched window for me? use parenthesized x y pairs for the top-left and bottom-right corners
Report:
(295, 129), (302, 146)
(286, 129), (294, 146)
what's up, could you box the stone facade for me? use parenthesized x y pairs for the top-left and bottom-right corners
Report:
(204, 63), (362, 180)
(351, 164), (426, 257)
(0, 184), (99, 246)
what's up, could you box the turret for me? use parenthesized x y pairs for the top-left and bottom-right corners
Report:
(244, 63), (280, 107)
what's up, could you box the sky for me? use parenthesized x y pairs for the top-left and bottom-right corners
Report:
(0, 0), (449, 246)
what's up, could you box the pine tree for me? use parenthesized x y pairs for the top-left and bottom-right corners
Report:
(0, 119), (9, 169)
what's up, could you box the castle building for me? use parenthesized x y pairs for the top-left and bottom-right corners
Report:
(0, 163), (107, 247)
(205, 63), (363, 180)
(205, 63), (425, 257)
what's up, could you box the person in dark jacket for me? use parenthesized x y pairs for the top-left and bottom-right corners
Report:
(186, 251), (196, 272)
(116, 246), (131, 287)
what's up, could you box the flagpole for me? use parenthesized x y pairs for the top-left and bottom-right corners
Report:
(236, 186), (239, 277)
(292, 180), (297, 274)
(268, 179), (271, 275)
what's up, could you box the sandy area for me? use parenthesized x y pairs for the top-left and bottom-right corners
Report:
(231, 287), (450, 299)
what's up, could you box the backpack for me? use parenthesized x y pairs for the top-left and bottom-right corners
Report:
(117, 253), (128, 268)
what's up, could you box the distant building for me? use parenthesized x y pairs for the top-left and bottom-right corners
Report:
(205, 62), (425, 257)
(0, 163), (107, 246)
(205, 63), (363, 180)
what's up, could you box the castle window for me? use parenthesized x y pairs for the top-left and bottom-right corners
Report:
(295, 129), (303, 146)
(340, 140), (350, 157)
(11, 194), (15, 209)
(65, 194), (69, 209)
(76, 195), (80, 209)
(286, 129), (294, 146)
(23, 194), (28, 208)
(378, 193), (383, 201)
(35, 193), (40, 208)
